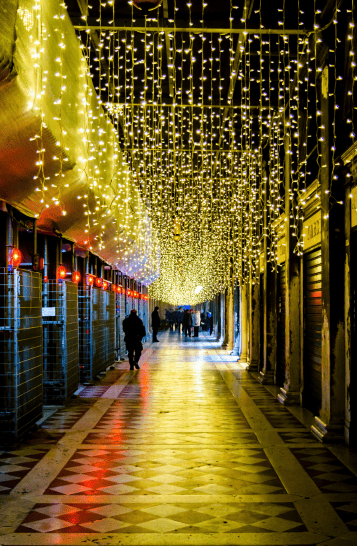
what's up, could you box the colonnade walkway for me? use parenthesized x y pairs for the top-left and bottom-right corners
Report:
(1, 333), (357, 545)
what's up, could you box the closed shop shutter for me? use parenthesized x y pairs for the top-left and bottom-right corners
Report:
(303, 248), (322, 414)
(351, 230), (357, 445)
(276, 264), (286, 387)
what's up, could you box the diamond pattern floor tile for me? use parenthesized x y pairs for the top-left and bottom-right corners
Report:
(6, 332), (357, 545)
(0, 449), (50, 494)
(291, 448), (357, 493)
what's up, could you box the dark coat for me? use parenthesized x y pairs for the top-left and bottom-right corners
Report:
(151, 309), (161, 328)
(182, 311), (192, 327)
(123, 315), (146, 346)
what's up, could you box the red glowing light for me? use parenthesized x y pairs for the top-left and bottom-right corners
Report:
(103, 280), (108, 290)
(58, 265), (66, 280)
(44, 276), (48, 283)
(117, 285), (122, 294)
(112, 284), (117, 292)
(11, 248), (22, 268)
(95, 277), (103, 288)
(127, 290), (131, 297)
(87, 274), (94, 286)
(133, 0), (163, 13)
(72, 271), (81, 283)
(39, 257), (44, 270)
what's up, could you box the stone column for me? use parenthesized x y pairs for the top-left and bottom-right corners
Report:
(222, 286), (234, 351)
(342, 144), (357, 444)
(278, 132), (300, 406)
(239, 283), (249, 363)
(259, 268), (277, 384)
(259, 166), (275, 383)
(311, 66), (345, 441)
(231, 285), (241, 356)
(218, 292), (225, 343)
(246, 279), (260, 371)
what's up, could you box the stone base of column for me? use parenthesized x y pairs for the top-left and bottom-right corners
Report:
(245, 359), (258, 372)
(277, 388), (300, 406)
(311, 417), (345, 443)
(258, 370), (275, 385)
(222, 343), (234, 351)
(238, 352), (248, 364)
(344, 418), (354, 446)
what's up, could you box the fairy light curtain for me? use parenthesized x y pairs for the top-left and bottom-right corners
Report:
(0, 0), (355, 303)
(74, 0), (356, 304)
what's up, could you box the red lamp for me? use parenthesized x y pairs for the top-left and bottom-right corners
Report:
(103, 280), (108, 290)
(72, 271), (81, 283)
(95, 277), (103, 288)
(10, 248), (22, 268)
(117, 285), (122, 294)
(87, 274), (95, 286)
(58, 265), (66, 280)
(112, 284), (117, 292)
(127, 289), (131, 297)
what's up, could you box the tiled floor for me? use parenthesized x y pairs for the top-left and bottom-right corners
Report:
(1, 332), (357, 545)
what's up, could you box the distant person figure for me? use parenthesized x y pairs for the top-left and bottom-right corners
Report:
(152, 306), (161, 342)
(176, 308), (184, 333)
(207, 311), (213, 335)
(168, 309), (174, 331)
(122, 309), (146, 370)
(182, 309), (192, 337)
(193, 310), (200, 337)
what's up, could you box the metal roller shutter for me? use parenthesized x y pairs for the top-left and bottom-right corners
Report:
(260, 275), (264, 370)
(276, 264), (286, 387)
(303, 248), (322, 414)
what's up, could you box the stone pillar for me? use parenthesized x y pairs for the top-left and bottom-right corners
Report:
(342, 144), (357, 444)
(239, 284), (249, 363)
(259, 166), (275, 384)
(231, 285), (241, 356)
(222, 286), (234, 350)
(311, 66), (345, 442)
(259, 268), (277, 384)
(218, 292), (225, 343)
(278, 132), (300, 406)
(246, 279), (260, 371)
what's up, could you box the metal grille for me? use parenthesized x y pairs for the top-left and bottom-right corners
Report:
(119, 293), (126, 359)
(42, 280), (79, 405)
(141, 299), (148, 342)
(0, 268), (43, 441)
(115, 292), (126, 361)
(79, 286), (115, 381)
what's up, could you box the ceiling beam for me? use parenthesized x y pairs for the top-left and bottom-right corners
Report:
(109, 102), (265, 109)
(72, 20), (308, 35)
